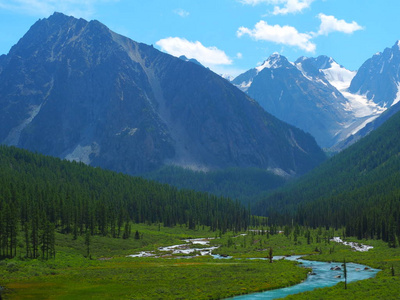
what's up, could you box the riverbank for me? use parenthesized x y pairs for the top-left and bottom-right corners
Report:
(230, 256), (379, 299)
(1, 225), (309, 300)
(1, 225), (400, 299)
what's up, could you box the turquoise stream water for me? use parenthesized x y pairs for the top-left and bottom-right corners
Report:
(228, 256), (379, 299)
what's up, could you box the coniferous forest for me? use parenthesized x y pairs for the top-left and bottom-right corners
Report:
(255, 107), (400, 246)
(143, 165), (287, 205)
(0, 145), (249, 259)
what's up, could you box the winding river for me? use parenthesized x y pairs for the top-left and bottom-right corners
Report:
(128, 238), (379, 299)
(228, 256), (380, 299)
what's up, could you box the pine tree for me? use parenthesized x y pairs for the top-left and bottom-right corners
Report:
(85, 231), (91, 259)
(268, 247), (273, 263)
(122, 221), (131, 239)
(134, 230), (140, 240)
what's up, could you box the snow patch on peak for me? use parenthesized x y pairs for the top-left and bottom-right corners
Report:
(321, 61), (356, 91)
(256, 53), (287, 73)
(322, 61), (386, 125)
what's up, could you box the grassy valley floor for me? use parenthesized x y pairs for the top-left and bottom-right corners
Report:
(213, 230), (400, 299)
(1, 225), (309, 300)
(2, 225), (400, 299)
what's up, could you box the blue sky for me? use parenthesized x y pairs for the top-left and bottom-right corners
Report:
(0, 0), (399, 77)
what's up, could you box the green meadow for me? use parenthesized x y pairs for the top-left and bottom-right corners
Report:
(2, 225), (400, 299)
(1, 225), (309, 300)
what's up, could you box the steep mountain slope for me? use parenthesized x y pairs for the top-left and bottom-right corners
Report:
(0, 13), (325, 176)
(332, 41), (400, 150)
(233, 54), (387, 149)
(255, 108), (400, 241)
(333, 101), (400, 151)
(349, 41), (400, 107)
(232, 54), (354, 148)
(296, 56), (385, 145)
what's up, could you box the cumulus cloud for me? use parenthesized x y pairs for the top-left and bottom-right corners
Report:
(239, 0), (314, 15)
(236, 52), (243, 59)
(272, 0), (314, 15)
(237, 20), (316, 52)
(0, 0), (117, 18)
(156, 37), (233, 67)
(173, 8), (189, 18)
(316, 14), (364, 36)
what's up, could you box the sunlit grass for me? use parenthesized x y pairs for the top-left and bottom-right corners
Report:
(3, 225), (400, 299)
(0, 225), (309, 299)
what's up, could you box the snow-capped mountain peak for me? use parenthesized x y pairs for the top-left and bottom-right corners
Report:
(349, 40), (400, 108)
(232, 53), (293, 92)
(294, 55), (355, 90)
(255, 53), (291, 73)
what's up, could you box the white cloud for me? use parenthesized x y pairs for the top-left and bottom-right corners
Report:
(156, 37), (232, 67)
(237, 20), (316, 52)
(236, 52), (243, 59)
(317, 14), (364, 36)
(173, 8), (189, 18)
(239, 0), (314, 15)
(272, 0), (314, 15)
(0, 0), (118, 18)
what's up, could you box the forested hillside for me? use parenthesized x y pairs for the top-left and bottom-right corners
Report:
(0, 146), (248, 258)
(255, 110), (400, 246)
(143, 166), (287, 205)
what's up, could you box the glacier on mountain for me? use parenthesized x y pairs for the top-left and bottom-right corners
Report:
(232, 53), (389, 149)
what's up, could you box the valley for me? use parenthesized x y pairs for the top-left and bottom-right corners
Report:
(1, 8), (400, 300)
(2, 223), (399, 300)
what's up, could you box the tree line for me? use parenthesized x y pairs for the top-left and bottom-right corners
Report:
(0, 146), (249, 259)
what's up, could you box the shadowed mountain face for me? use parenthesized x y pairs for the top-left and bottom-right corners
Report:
(0, 13), (325, 176)
(349, 41), (400, 107)
(232, 54), (355, 148)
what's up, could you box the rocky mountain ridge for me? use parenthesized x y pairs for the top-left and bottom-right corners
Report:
(0, 12), (325, 176)
(232, 51), (390, 149)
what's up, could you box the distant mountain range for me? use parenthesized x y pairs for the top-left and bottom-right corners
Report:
(0, 12), (325, 176)
(232, 42), (400, 150)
